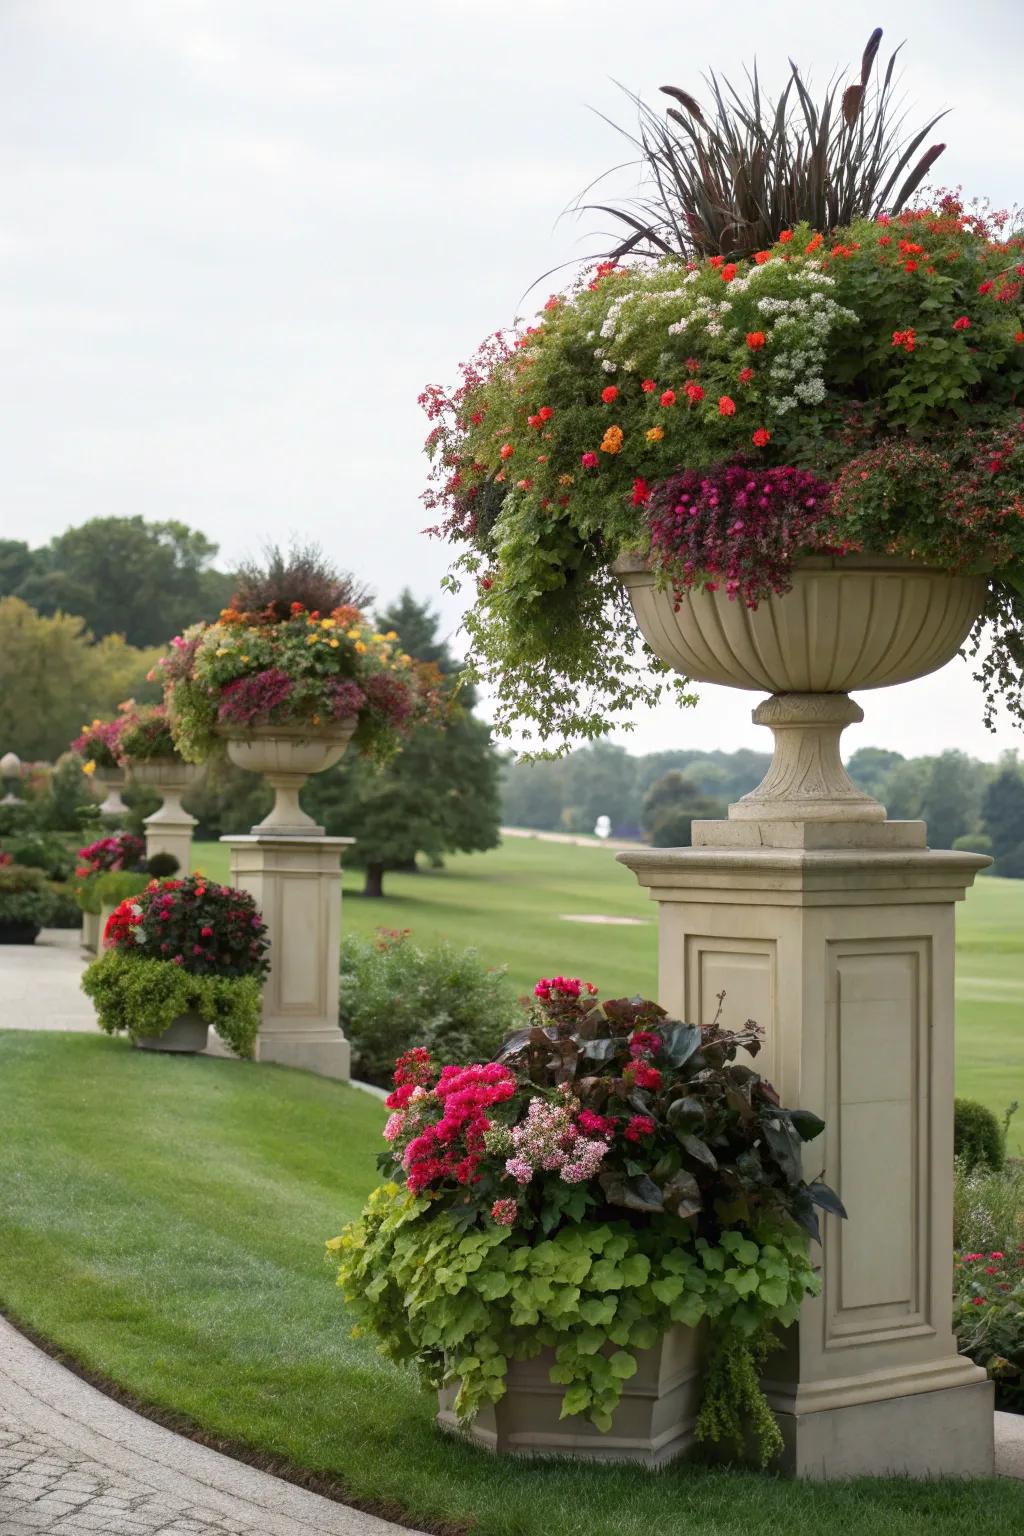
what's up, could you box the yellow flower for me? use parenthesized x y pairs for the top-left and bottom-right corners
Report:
(307, 634), (318, 645)
(320, 618), (336, 629)
(346, 627), (361, 639)
(82, 760), (96, 776)
(240, 654), (249, 662)
(385, 631), (398, 640)
(354, 641), (368, 654)
(329, 638), (339, 648)
(646, 426), (664, 442)
(312, 714), (322, 725)
(558, 473), (574, 486)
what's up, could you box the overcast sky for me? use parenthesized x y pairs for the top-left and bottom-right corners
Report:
(3, 0), (1024, 760)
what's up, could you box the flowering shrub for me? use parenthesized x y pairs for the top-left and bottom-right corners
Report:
(954, 1245), (1024, 1412)
(158, 602), (440, 764)
(82, 875), (269, 1054)
(330, 979), (843, 1464)
(425, 201), (1024, 747)
(75, 833), (146, 879)
(101, 874), (269, 978)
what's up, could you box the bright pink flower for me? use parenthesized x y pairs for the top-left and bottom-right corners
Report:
(952, 315), (971, 331)
(581, 451), (599, 469)
(624, 1115), (656, 1143)
(660, 389), (677, 407)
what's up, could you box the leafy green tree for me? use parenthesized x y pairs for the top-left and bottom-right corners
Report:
(304, 595), (502, 896)
(983, 758), (1024, 875)
(562, 743), (639, 834)
(641, 770), (725, 847)
(2, 518), (233, 646)
(920, 751), (981, 850)
(0, 598), (160, 760)
(846, 747), (905, 802)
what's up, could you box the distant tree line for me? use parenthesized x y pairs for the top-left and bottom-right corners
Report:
(501, 743), (1024, 876)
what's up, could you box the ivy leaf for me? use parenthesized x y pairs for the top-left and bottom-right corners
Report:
(620, 1253), (651, 1287)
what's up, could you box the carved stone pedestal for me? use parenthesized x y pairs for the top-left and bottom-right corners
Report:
(619, 818), (995, 1478)
(222, 834), (353, 1079)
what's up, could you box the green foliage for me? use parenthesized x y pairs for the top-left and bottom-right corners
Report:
(81, 949), (261, 1055)
(954, 1154), (1024, 1256)
(46, 881), (83, 929)
(954, 1098), (1006, 1172)
(74, 874), (103, 916)
(0, 517), (232, 647)
(145, 852), (180, 880)
(117, 706), (178, 763)
(339, 930), (523, 1087)
(0, 830), (75, 880)
(0, 862), (56, 929)
(95, 870), (150, 910)
(641, 771), (725, 847)
(331, 1187), (815, 1464)
(0, 597), (161, 761)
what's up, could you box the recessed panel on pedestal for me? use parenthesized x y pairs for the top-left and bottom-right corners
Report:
(825, 940), (929, 1347)
(683, 934), (777, 1079)
(275, 874), (327, 1015)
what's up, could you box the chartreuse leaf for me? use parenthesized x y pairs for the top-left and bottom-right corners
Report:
(609, 1350), (639, 1380)
(620, 1253), (650, 1287)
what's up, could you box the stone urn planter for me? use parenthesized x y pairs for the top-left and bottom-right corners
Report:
(133, 1012), (210, 1054)
(217, 719), (358, 836)
(615, 553), (986, 823)
(437, 1325), (704, 1466)
(129, 757), (205, 817)
(93, 766), (129, 818)
(129, 758), (205, 872)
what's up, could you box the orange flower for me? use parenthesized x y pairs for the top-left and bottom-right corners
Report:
(753, 250), (772, 265)
(778, 230), (793, 244)
(600, 425), (624, 454)
(645, 426), (664, 442)
(805, 233), (823, 254)
(499, 443), (514, 460)
(746, 331), (766, 349)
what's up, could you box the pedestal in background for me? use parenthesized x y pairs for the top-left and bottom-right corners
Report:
(144, 806), (197, 873)
(222, 834), (353, 1080)
(619, 816), (995, 1479)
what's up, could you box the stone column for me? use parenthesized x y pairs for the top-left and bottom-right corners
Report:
(619, 804), (994, 1476)
(221, 834), (353, 1080)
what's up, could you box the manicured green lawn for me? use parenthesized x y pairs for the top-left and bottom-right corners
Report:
(0, 1032), (1020, 1536)
(194, 838), (1024, 1151)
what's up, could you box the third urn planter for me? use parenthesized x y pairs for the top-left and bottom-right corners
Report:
(129, 757), (205, 872)
(134, 1012), (210, 1054)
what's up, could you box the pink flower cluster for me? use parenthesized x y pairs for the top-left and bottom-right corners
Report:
(389, 1059), (517, 1195)
(217, 667), (293, 726)
(504, 1098), (610, 1187)
(76, 832), (146, 878)
(533, 976), (598, 1002)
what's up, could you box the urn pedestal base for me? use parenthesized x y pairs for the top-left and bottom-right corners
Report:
(222, 834), (352, 1081)
(619, 822), (994, 1480)
(437, 1325), (703, 1466)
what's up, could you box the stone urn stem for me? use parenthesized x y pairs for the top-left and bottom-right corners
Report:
(734, 694), (884, 823)
(94, 768), (128, 818)
(129, 759), (204, 874)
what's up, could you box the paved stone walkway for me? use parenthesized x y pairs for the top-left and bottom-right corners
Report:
(0, 1317), (418, 1536)
(0, 929), (97, 1032)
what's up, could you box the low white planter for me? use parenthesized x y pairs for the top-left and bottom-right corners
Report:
(133, 1012), (210, 1054)
(217, 720), (358, 836)
(437, 1325), (703, 1466)
(615, 554), (986, 823)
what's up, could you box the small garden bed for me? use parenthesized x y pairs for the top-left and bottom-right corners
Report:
(0, 1032), (1020, 1536)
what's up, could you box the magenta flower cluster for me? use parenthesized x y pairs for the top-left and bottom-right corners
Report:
(647, 464), (835, 607)
(217, 668), (294, 726)
(326, 678), (367, 721)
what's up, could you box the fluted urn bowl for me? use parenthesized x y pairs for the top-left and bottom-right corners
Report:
(216, 720), (358, 836)
(128, 758), (205, 796)
(614, 553), (987, 823)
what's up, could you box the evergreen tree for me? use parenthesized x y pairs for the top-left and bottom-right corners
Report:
(303, 594), (501, 896)
(641, 770), (725, 848)
(983, 758), (1024, 873)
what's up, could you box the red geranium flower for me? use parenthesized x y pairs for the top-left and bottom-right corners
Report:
(752, 428), (771, 447)
(601, 385), (618, 404)
(660, 389), (677, 407)
(718, 396), (736, 416)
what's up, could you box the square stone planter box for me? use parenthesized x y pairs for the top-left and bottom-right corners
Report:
(437, 1324), (703, 1466)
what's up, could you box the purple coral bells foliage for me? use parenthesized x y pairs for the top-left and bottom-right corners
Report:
(647, 464), (835, 607)
(325, 678), (366, 721)
(217, 668), (293, 726)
